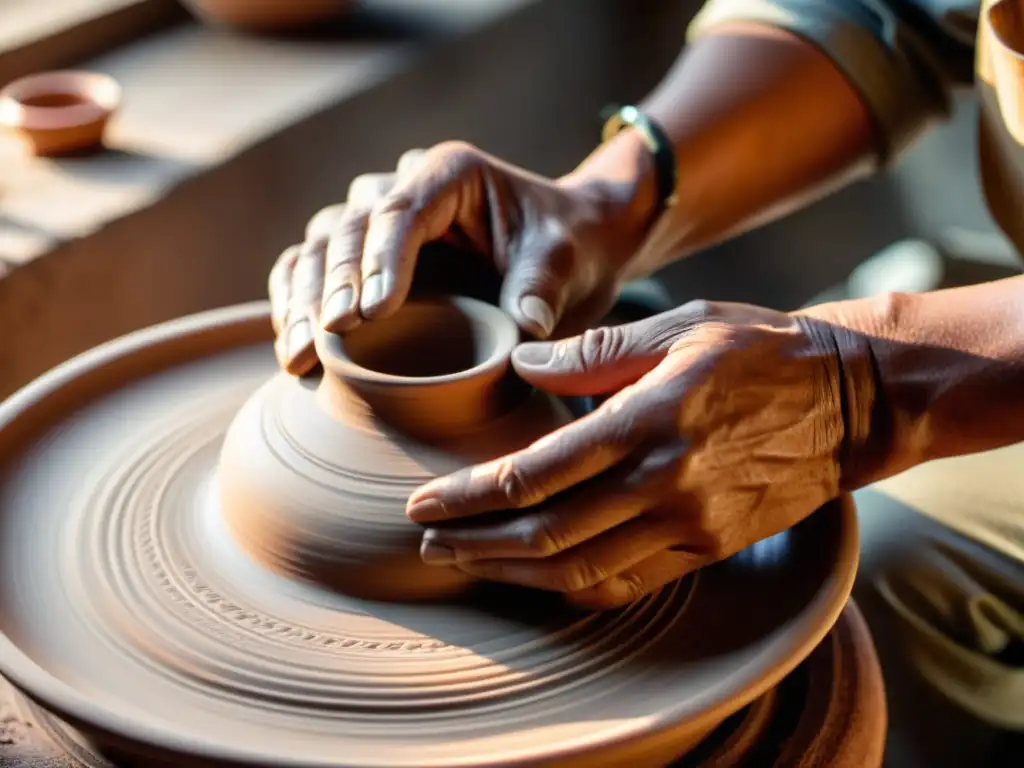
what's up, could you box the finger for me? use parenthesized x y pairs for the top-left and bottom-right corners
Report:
(407, 403), (643, 523)
(455, 515), (682, 594)
(321, 205), (371, 333)
(418, 439), (688, 563)
(395, 148), (426, 176)
(279, 239), (325, 376)
(565, 548), (705, 610)
(319, 174), (398, 332)
(418, 464), (652, 564)
(498, 223), (575, 339)
(268, 244), (300, 336)
(347, 172), (394, 208)
(510, 303), (708, 397)
(305, 203), (347, 242)
(360, 141), (482, 319)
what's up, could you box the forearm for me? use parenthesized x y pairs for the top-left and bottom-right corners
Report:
(801, 276), (1024, 488)
(562, 25), (877, 276)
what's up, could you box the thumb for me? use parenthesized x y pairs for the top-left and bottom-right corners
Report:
(511, 313), (676, 397)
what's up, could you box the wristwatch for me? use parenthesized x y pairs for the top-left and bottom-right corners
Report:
(600, 104), (678, 213)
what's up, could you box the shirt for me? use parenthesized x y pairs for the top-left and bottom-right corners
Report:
(687, 0), (1024, 249)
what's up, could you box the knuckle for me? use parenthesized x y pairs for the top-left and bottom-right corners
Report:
(396, 148), (425, 171)
(334, 205), (373, 238)
(323, 265), (358, 293)
(581, 326), (626, 368)
(325, 246), (363, 276)
(306, 204), (346, 240)
(423, 141), (483, 182)
(495, 462), (542, 509)
(520, 515), (566, 557)
(614, 572), (648, 604)
(271, 244), (301, 274)
(556, 327), (625, 374)
(431, 140), (479, 167)
(645, 316), (691, 352)
(347, 173), (390, 205)
(557, 559), (608, 593)
(324, 258), (360, 283)
(371, 191), (415, 219)
(679, 299), (716, 323)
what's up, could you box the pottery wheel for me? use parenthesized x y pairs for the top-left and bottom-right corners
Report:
(0, 303), (858, 767)
(0, 602), (886, 767)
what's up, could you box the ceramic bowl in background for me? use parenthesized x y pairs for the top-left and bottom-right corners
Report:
(0, 71), (121, 157)
(181, 0), (353, 31)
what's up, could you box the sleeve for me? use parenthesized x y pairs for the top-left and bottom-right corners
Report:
(688, 0), (978, 165)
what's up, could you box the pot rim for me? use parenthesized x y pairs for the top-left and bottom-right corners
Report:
(0, 301), (860, 767)
(315, 296), (520, 388)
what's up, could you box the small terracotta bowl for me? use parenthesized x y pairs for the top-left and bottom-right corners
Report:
(182, 0), (352, 31)
(0, 70), (121, 157)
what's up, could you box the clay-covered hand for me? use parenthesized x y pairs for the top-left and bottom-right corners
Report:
(406, 301), (848, 610)
(268, 142), (654, 375)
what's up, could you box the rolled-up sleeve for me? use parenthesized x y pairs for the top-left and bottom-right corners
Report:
(688, 0), (977, 164)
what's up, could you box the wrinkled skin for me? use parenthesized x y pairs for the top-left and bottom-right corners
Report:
(268, 143), (651, 375)
(266, 144), (849, 612)
(405, 301), (847, 610)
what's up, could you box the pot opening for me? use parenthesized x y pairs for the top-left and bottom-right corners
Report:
(19, 93), (89, 109)
(339, 301), (504, 379)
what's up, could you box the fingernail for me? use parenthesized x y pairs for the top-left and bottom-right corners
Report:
(286, 319), (313, 360)
(361, 273), (384, 313)
(321, 286), (354, 330)
(407, 498), (447, 522)
(420, 540), (456, 565)
(519, 295), (555, 337)
(513, 342), (553, 369)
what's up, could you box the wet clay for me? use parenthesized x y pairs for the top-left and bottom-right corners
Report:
(0, 602), (885, 767)
(218, 297), (572, 601)
(0, 302), (860, 766)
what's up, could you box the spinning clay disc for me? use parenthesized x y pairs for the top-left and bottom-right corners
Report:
(0, 301), (858, 767)
(0, 602), (887, 767)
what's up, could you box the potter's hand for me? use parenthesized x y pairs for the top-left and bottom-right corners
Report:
(268, 142), (655, 375)
(406, 301), (847, 610)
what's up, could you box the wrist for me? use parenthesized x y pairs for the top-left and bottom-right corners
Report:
(796, 299), (901, 490)
(558, 128), (660, 272)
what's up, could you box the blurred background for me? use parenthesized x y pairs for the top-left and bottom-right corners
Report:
(1, 0), (1017, 400)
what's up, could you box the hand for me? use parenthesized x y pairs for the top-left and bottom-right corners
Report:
(268, 139), (656, 375)
(405, 300), (847, 610)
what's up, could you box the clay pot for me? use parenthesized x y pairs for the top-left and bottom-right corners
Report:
(181, 0), (352, 31)
(0, 302), (859, 767)
(0, 71), (120, 157)
(986, 0), (1024, 144)
(218, 296), (573, 601)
